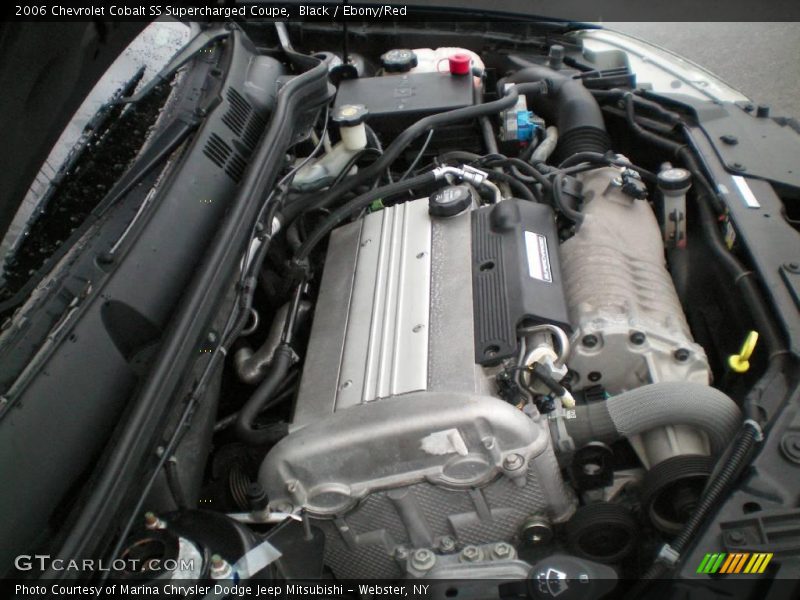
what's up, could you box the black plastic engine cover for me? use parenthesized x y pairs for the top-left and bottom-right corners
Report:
(471, 200), (571, 365)
(334, 71), (473, 134)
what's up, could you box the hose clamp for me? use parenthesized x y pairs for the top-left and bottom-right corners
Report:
(656, 544), (680, 567)
(743, 419), (765, 442)
(548, 406), (576, 453)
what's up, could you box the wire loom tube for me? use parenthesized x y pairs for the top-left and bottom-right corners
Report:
(560, 381), (741, 456)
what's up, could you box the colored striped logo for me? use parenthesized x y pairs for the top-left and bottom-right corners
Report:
(697, 552), (773, 574)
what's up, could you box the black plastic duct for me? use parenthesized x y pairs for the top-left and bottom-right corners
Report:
(506, 65), (611, 162)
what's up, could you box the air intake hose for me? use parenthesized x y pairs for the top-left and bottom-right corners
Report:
(506, 65), (611, 162)
(558, 382), (741, 456)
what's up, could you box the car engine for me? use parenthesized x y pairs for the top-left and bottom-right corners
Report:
(243, 43), (741, 581)
(118, 37), (747, 584)
(6, 21), (797, 596)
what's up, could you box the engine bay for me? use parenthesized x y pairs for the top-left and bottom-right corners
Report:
(3, 20), (799, 597)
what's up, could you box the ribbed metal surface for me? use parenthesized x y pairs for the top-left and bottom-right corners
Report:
(336, 199), (432, 407)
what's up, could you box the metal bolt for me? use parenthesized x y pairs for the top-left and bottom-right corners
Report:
(394, 546), (409, 560)
(439, 536), (456, 552)
(629, 331), (646, 345)
(492, 542), (514, 560)
(521, 517), (553, 545)
(582, 334), (599, 348)
(785, 262), (800, 274)
(413, 324), (424, 333)
(360, 238), (372, 247)
(780, 433), (800, 464)
(410, 548), (436, 571)
(728, 162), (746, 172)
(727, 531), (745, 545)
(674, 348), (690, 362)
(588, 371), (602, 382)
(459, 545), (483, 563)
(503, 453), (524, 471)
(720, 134), (738, 146)
(209, 554), (232, 579)
(416, 251), (426, 259)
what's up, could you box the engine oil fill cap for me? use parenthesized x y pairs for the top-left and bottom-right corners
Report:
(429, 184), (473, 217)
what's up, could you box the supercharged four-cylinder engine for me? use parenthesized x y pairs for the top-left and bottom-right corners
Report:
(241, 45), (742, 580)
(260, 196), (576, 578)
(257, 160), (726, 578)
(83, 28), (775, 589)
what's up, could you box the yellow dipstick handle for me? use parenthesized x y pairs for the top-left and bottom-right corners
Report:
(728, 331), (759, 373)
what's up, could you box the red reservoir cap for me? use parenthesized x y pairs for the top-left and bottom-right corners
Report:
(448, 53), (471, 76)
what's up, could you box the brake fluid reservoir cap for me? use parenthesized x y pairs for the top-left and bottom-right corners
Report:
(657, 167), (691, 192)
(381, 49), (418, 73)
(332, 104), (368, 126)
(429, 184), (473, 217)
(448, 53), (471, 75)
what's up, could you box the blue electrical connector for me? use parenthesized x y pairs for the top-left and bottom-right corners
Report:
(516, 111), (538, 141)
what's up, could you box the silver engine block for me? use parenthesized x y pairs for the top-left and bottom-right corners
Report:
(258, 198), (575, 578)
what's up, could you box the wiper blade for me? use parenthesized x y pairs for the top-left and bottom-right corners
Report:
(112, 26), (231, 105)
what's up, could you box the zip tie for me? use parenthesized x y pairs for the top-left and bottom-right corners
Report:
(657, 543), (680, 566)
(743, 419), (764, 442)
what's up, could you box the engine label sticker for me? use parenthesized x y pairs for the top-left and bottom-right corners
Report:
(525, 231), (552, 282)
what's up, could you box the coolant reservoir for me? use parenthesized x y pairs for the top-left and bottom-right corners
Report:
(380, 47), (485, 75)
(411, 47), (484, 73)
